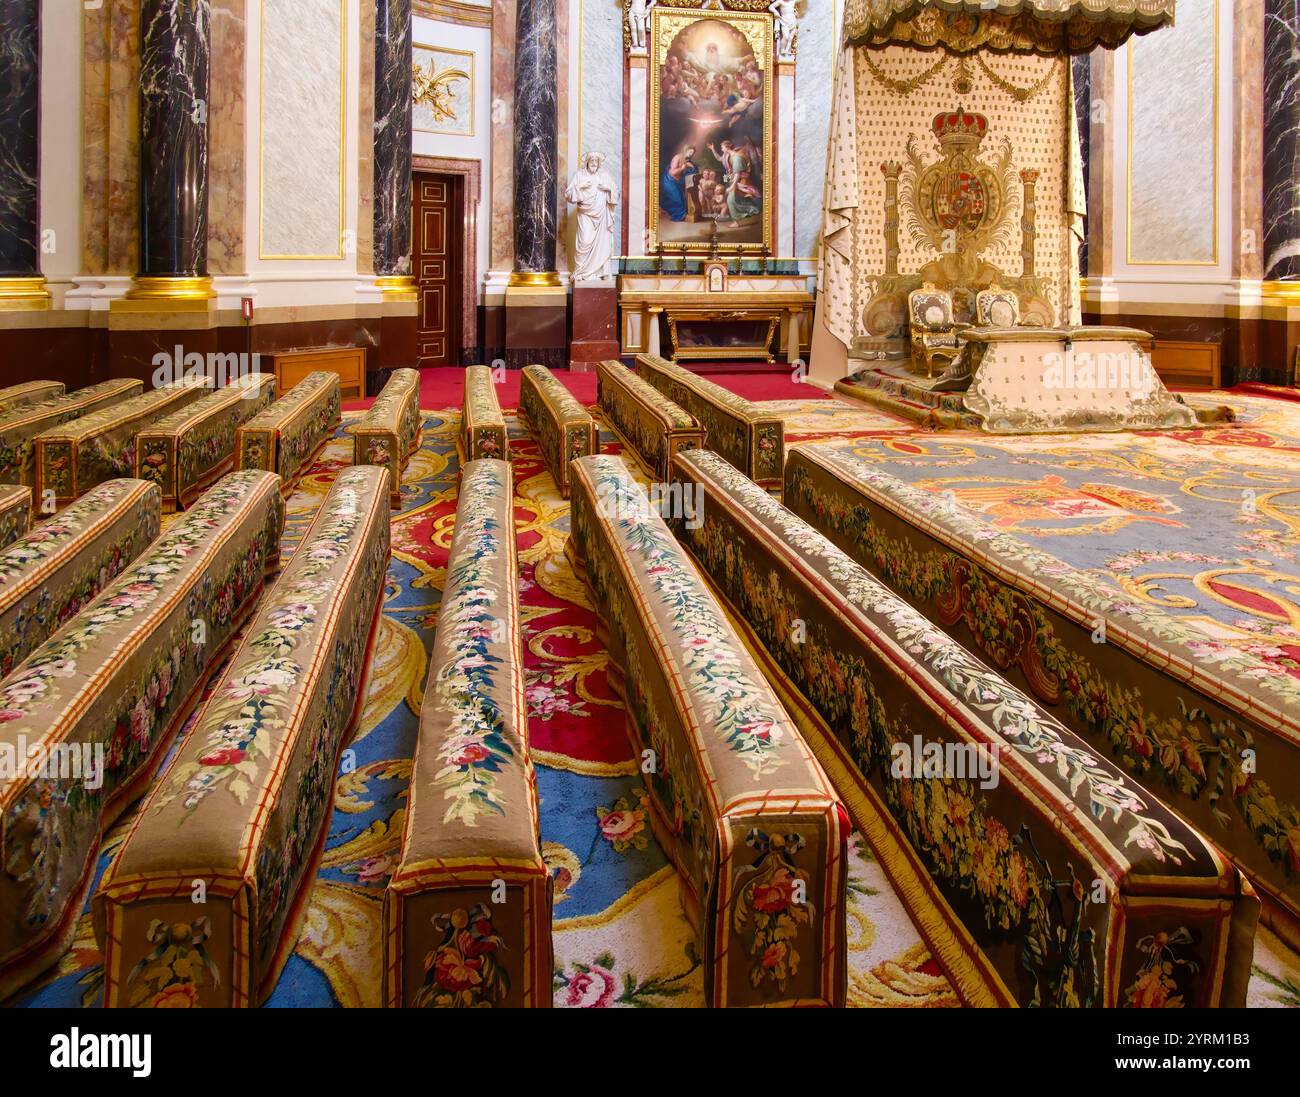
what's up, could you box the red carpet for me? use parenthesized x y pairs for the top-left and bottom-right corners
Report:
(346, 365), (828, 413)
(1230, 383), (1300, 404)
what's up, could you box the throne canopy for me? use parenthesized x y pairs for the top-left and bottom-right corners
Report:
(843, 0), (1175, 55)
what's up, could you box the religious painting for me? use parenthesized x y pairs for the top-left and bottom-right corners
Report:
(649, 9), (773, 254)
(413, 44), (475, 137)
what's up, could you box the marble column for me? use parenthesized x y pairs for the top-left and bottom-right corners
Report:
(511, 0), (558, 282)
(0, 0), (48, 308)
(1072, 54), (1091, 276)
(129, 0), (212, 299)
(1264, 0), (1300, 283)
(373, 0), (413, 294)
(504, 0), (564, 368)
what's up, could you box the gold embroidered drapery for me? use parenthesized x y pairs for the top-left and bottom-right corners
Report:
(843, 0), (1174, 54)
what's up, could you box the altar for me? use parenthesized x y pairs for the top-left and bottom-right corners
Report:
(618, 271), (813, 363)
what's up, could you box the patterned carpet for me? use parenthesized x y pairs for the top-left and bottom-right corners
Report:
(10, 398), (1300, 1007)
(805, 392), (1300, 677)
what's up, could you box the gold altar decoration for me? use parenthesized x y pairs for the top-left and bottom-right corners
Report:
(843, 0), (1174, 54)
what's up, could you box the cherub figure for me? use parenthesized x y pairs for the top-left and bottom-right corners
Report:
(768, 0), (802, 61)
(628, 0), (657, 52)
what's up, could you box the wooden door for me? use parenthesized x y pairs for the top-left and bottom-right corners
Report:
(412, 172), (462, 367)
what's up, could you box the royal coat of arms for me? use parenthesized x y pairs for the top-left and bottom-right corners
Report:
(903, 106), (1017, 286)
(856, 105), (1054, 350)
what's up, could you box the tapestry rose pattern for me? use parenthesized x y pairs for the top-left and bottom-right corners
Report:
(0, 471), (279, 935)
(429, 461), (518, 825)
(674, 451), (1244, 1005)
(785, 445), (1300, 891)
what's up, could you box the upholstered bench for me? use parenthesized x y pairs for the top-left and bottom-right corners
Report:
(384, 459), (551, 1007)
(673, 448), (1259, 1007)
(567, 454), (847, 1007)
(0, 381), (64, 415)
(0, 470), (285, 1000)
(0, 484), (31, 548)
(461, 364), (508, 462)
(353, 367), (422, 506)
(596, 360), (703, 480)
(0, 379), (143, 487)
(636, 353), (784, 488)
(784, 442), (1300, 956)
(96, 466), (390, 1008)
(135, 373), (277, 511)
(35, 377), (214, 508)
(0, 478), (160, 679)
(236, 370), (342, 493)
(518, 364), (598, 498)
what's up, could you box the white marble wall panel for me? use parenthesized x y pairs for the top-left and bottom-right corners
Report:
(778, 68), (795, 257)
(259, 0), (345, 258)
(627, 63), (648, 256)
(577, 0), (624, 256)
(1127, 0), (1217, 264)
(794, 0), (840, 261)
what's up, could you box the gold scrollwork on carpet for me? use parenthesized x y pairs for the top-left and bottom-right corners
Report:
(529, 625), (621, 709)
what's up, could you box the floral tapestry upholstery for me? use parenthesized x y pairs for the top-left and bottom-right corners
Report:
(384, 459), (552, 1007)
(135, 373), (277, 512)
(0, 478), (160, 680)
(0, 485), (31, 549)
(567, 455), (848, 1007)
(596, 360), (703, 481)
(96, 466), (390, 1008)
(782, 441), (1300, 953)
(0, 382), (64, 416)
(461, 365), (509, 462)
(635, 354), (785, 489)
(675, 448), (1258, 1007)
(237, 371), (342, 494)
(518, 364), (597, 499)
(0, 379), (143, 488)
(0, 470), (285, 1000)
(34, 377), (214, 507)
(353, 368), (422, 506)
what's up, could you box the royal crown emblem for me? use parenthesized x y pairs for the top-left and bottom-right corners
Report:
(901, 104), (1018, 276)
(932, 106), (988, 152)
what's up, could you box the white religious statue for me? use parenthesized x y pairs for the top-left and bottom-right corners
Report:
(627, 0), (656, 53)
(768, 0), (801, 61)
(565, 152), (619, 283)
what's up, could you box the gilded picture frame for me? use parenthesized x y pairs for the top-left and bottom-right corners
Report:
(649, 8), (774, 255)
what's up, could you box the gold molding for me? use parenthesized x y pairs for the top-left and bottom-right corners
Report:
(112, 276), (217, 312)
(1125, 0), (1219, 267)
(413, 0), (492, 28)
(1261, 280), (1300, 305)
(413, 43), (476, 137)
(258, 0), (347, 261)
(0, 276), (51, 312)
(375, 274), (418, 302)
(508, 270), (562, 288)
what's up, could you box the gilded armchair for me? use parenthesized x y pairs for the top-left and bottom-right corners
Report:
(907, 284), (960, 378)
(974, 285), (1021, 329)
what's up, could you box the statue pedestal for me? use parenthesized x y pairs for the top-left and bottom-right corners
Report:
(570, 282), (619, 371)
